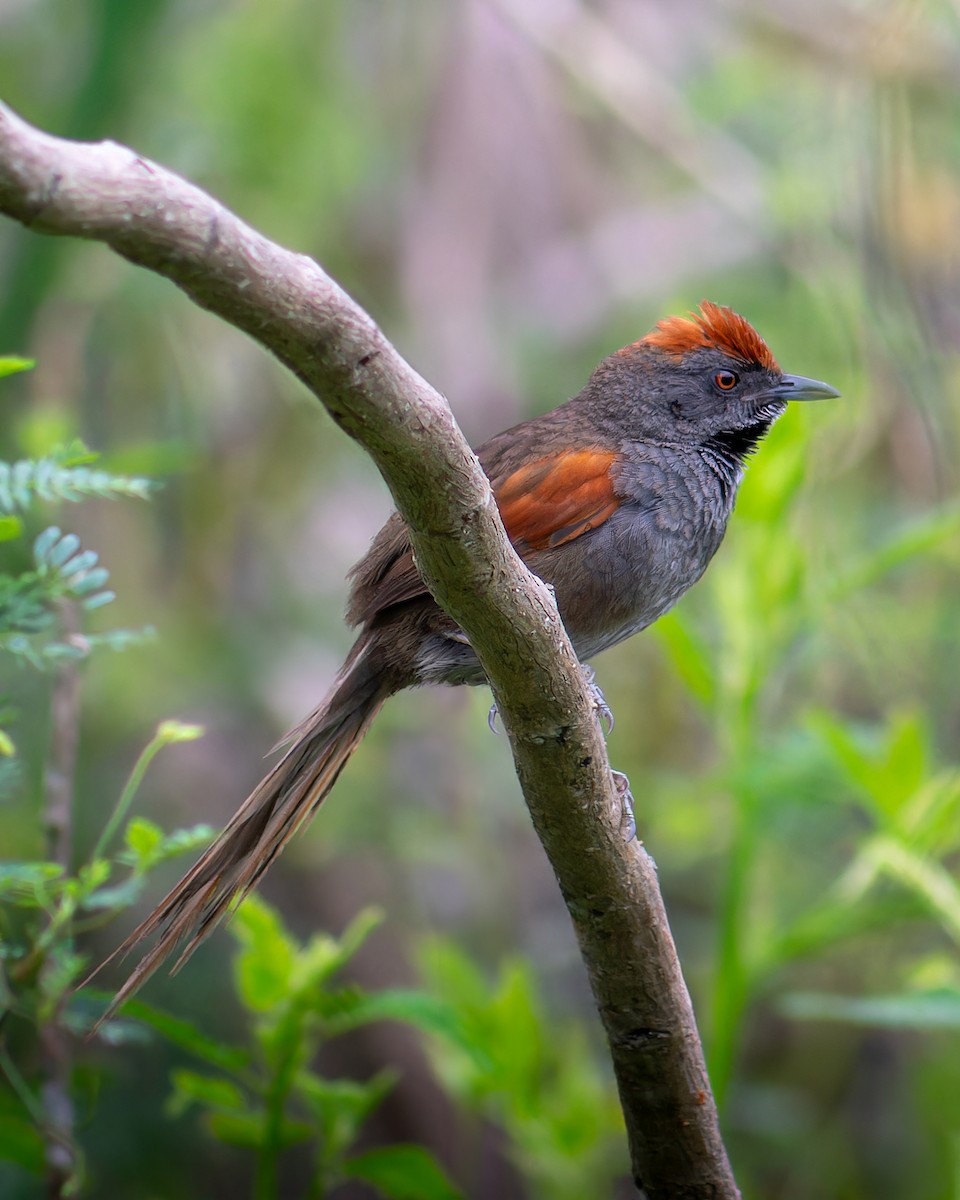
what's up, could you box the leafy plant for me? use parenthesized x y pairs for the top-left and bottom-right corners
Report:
(85, 898), (625, 1200)
(653, 408), (960, 1179)
(111, 900), (465, 1200)
(415, 938), (625, 1200)
(0, 359), (155, 742)
(0, 718), (209, 1193)
(0, 353), (173, 1195)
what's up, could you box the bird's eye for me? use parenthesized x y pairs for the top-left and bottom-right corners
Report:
(715, 370), (739, 391)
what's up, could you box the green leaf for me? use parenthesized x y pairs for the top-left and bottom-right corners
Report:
(58, 548), (99, 579)
(487, 960), (545, 1102)
(342, 1145), (464, 1200)
(335, 906), (385, 963)
(811, 705), (921, 820)
(0, 1112), (45, 1173)
(81, 590), (116, 610)
(68, 1013), (152, 1047)
(0, 861), (64, 903)
(782, 988), (960, 1030)
(76, 858), (111, 897)
(80, 876), (145, 912)
(326, 989), (486, 1066)
(231, 896), (297, 1012)
(123, 816), (165, 867)
(69, 567), (110, 596)
(0, 516), (22, 542)
(0, 357), (35, 379)
(870, 836), (960, 946)
(735, 429), (808, 524)
(46, 531), (80, 568)
(51, 439), (97, 468)
(0, 575), (52, 646)
(883, 711), (928, 805)
(38, 949), (87, 1008)
(0, 458), (153, 515)
(82, 626), (156, 653)
(899, 769), (960, 851)
(298, 1070), (396, 1153)
(30, 527), (59, 564)
(116, 823), (215, 874)
(767, 892), (925, 967)
(283, 906), (387, 1000)
(206, 1110), (312, 1149)
(155, 823), (216, 859)
(829, 500), (960, 599)
(167, 1069), (246, 1117)
(203, 1111), (266, 1148)
(415, 938), (489, 1009)
(654, 610), (716, 707)
(25, 528), (118, 613)
(104, 997), (251, 1073)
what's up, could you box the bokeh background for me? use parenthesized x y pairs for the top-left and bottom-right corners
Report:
(2, 1), (960, 1197)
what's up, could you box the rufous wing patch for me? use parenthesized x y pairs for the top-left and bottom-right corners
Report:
(496, 449), (620, 552)
(633, 300), (779, 370)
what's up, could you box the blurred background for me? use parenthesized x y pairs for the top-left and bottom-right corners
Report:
(1, 0), (960, 1197)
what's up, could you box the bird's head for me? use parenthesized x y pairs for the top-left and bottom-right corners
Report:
(587, 301), (838, 459)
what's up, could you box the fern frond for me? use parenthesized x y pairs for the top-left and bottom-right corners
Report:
(0, 452), (154, 513)
(0, 528), (157, 667)
(33, 527), (116, 610)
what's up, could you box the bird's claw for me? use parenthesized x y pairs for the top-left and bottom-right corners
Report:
(489, 673), (632, 839)
(581, 664), (614, 735)
(611, 769), (637, 842)
(488, 666), (614, 737)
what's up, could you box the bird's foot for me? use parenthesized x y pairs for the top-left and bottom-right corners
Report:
(488, 665), (614, 736)
(581, 664), (614, 735)
(611, 769), (637, 842)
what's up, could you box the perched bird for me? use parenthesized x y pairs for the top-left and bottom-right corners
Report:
(101, 301), (837, 1010)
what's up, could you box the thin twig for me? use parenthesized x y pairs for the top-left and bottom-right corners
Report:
(489, 0), (765, 225)
(40, 600), (83, 1197)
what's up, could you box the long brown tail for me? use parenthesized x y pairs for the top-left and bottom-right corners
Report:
(93, 637), (391, 1023)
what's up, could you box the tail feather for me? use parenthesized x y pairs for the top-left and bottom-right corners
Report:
(91, 641), (389, 1025)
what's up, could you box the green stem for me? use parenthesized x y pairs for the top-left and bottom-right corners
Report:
(255, 1028), (303, 1200)
(88, 720), (203, 864)
(709, 785), (757, 1109)
(0, 1044), (46, 1124)
(708, 699), (759, 1109)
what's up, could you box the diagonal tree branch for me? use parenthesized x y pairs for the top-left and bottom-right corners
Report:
(0, 102), (739, 1198)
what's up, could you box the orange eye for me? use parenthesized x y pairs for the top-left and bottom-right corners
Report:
(715, 371), (739, 391)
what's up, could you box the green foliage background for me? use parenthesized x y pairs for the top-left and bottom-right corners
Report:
(2, 1), (960, 1197)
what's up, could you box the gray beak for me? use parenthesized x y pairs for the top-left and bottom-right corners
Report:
(766, 373), (841, 402)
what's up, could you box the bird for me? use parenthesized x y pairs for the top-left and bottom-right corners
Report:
(97, 300), (838, 1015)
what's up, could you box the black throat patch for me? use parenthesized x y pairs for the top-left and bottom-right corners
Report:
(701, 404), (784, 499)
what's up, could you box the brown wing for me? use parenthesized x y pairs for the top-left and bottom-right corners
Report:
(496, 449), (620, 551)
(348, 449), (621, 624)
